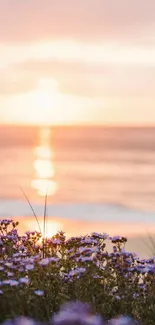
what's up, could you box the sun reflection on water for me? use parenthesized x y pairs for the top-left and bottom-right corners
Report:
(31, 128), (57, 197)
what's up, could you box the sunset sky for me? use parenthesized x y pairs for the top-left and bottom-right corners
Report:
(0, 0), (155, 125)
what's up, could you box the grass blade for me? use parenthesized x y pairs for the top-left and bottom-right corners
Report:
(43, 191), (48, 258)
(43, 192), (47, 239)
(20, 187), (42, 234)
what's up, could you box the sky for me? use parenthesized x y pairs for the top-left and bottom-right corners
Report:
(0, 0), (155, 125)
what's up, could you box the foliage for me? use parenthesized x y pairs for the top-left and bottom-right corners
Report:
(0, 219), (154, 324)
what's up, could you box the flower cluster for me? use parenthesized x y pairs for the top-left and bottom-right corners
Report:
(0, 220), (154, 325)
(0, 302), (142, 325)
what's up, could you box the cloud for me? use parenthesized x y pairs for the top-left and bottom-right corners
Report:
(0, 74), (37, 95)
(0, 0), (155, 44)
(1, 58), (155, 99)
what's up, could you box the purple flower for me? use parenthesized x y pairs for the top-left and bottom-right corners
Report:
(93, 275), (101, 279)
(0, 219), (13, 226)
(34, 290), (44, 296)
(19, 277), (29, 285)
(13, 253), (21, 258)
(79, 247), (98, 254)
(49, 257), (59, 263)
(5, 262), (13, 268)
(133, 293), (139, 299)
(109, 317), (139, 325)
(91, 232), (109, 240)
(26, 264), (34, 271)
(2, 317), (38, 325)
(115, 296), (121, 300)
(9, 280), (19, 287)
(111, 236), (127, 244)
(66, 248), (74, 254)
(77, 256), (94, 263)
(81, 238), (98, 245)
(2, 280), (11, 285)
(39, 258), (50, 266)
(69, 268), (86, 277)
(7, 272), (14, 277)
(52, 301), (102, 325)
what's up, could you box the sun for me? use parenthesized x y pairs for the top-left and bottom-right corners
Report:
(27, 77), (62, 126)
(34, 78), (59, 112)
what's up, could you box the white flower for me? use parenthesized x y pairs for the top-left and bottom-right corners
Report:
(111, 286), (118, 294)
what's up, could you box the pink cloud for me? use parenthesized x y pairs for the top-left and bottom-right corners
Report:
(0, 0), (155, 43)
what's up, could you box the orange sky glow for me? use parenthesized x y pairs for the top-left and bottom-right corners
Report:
(0, 0), (155, 125)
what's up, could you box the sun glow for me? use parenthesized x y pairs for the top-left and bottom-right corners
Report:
(33, 77), (61, 125)
(29, 219), (62, 238)
(43, 220), (62, 238)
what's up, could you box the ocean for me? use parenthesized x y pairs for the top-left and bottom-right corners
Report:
(0, 125), (155, 257)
